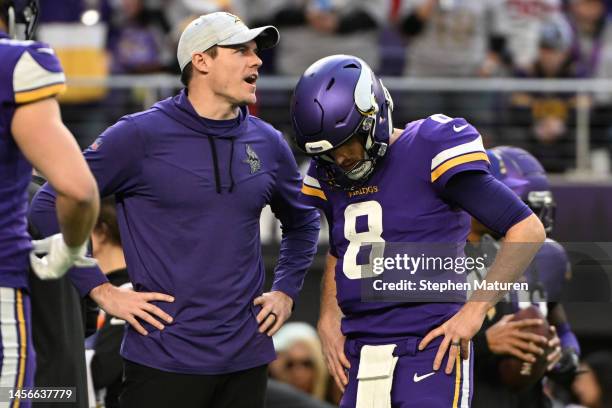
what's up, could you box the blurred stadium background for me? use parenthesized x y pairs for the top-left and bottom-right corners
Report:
(27, 0), (612, 404)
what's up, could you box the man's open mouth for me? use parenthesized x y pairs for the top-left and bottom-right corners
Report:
(244, 74), (258, 85)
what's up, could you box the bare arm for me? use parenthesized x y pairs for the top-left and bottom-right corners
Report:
(317, 252), (351, 391)
(320, 252), (342, 321)
(472, 213), (547, 307)
(12, 98), (99, 247)
(420, 214), (546, 373)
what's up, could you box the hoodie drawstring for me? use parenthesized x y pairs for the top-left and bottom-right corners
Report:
(207, 136), (236, 194)
(207, 136), (222, 194)
(229, 138), (235, 193)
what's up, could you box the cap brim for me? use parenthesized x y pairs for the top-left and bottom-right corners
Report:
(217, 26), (279, 50)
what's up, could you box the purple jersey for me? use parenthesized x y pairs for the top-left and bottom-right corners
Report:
(300, 114), (490, 339)
(29, 90), (319, 375)
(0, 32), (65, 289)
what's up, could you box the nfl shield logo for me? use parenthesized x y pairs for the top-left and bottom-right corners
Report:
(243, 144), (261, 174)
(88, 137), (103, 151)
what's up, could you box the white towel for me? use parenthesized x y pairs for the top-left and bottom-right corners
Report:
(356, 344), (398, 408)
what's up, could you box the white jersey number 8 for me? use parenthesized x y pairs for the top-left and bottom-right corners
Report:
(343, 201), (385, 279)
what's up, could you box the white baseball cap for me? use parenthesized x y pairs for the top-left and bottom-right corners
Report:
(177, 12), (280, 71)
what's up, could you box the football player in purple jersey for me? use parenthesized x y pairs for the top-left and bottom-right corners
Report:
(0, 0), (99, 401)
(29, 11), (320, 408)
(292, 55), (546, 407)
(470, 146), (580, 408)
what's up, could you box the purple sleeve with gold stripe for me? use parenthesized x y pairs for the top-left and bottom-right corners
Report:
(419, 114), (490, 191)
(299, 160), (329, 210)
(298, 160), (338, 257)
(12, 42), (66, 105)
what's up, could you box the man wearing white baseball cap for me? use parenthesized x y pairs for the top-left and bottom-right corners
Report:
(177, 11), (279, 89)
(30, 10), (320, 408)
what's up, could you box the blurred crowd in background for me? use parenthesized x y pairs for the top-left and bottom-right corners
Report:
(24, 1), (612, 407)
(32, 0), (612, 174)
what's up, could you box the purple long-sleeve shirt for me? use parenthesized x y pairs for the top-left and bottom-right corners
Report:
(29, 90), (320, 374)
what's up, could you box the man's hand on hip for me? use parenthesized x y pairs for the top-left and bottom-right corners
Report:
(90, 282), (175, 336)
(419, 302), (488, 374)
(254, 291), (293, 336)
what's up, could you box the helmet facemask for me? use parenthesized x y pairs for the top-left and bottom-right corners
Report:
(526, 191), (556, 234)
(5, 0), (39, 40)
(313, 114), (388, 191)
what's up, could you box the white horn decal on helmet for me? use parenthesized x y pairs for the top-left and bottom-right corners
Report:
(354, 58), (377, 115)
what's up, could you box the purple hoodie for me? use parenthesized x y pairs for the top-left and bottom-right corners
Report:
(29, 90), (320, 374)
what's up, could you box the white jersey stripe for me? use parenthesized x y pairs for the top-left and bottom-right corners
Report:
(460, 342), (471, 408)
(430, 136), (485, 171)
(13, 51), (66, 94)
(0, 288), (18, 389)
(303, 175), (321, 189)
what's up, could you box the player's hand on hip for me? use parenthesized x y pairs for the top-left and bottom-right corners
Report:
(90, 282), (174, 336)
(546, 326), (562, 371)
(486, 314), (548, 363)
(254, 291), (293, 336)
(419, 302), (488, 374)
(317, 314), (350, 393)
(30, 233), (96, 280)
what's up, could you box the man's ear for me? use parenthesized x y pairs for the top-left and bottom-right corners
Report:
(192, 52), (212, 75)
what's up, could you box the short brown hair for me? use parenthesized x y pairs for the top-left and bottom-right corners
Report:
(95, 197), (121, 246)
(180, 46), (218, 87)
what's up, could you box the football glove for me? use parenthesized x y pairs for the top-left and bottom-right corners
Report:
(29, 233), (97, 280)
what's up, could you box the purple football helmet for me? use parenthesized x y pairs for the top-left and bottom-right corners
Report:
(291, 55), (393, 190)
(487, 146), (556, 233)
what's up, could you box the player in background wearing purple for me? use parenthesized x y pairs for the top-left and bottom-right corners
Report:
(292, 55), (546, 408)
(0, 0), (99, 404)
(29, 11), (320, 408)
(470, 146), (581, 408)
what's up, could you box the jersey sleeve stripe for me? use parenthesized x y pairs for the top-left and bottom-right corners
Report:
(303, 174), (321, 189)
(430, 152), (489, 182)
(13, 51), (66, 93)
(430, 136), (485, 170)
(15, 289), (28, 392)
(14, 83), (67, 104)
(301, 184), (327, 201)
(460, 344), (471, 408)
